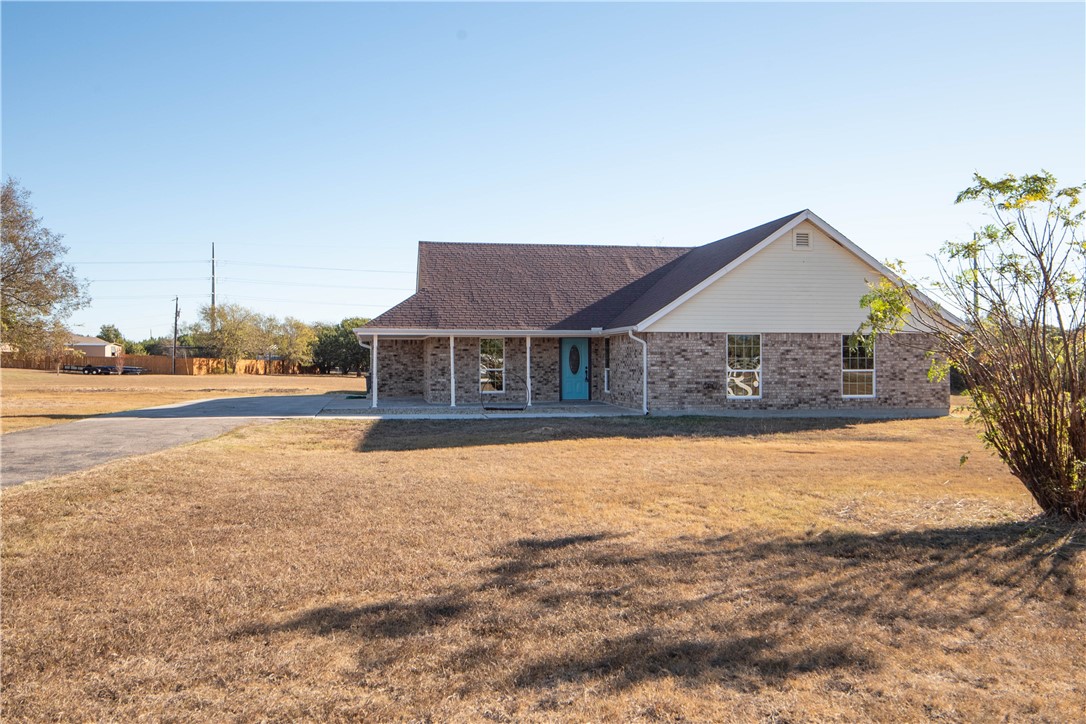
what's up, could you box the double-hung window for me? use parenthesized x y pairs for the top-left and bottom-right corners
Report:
(842, 336), (875, 397)
(603, 338), (611, 392)
(479, 338), (505, 393)
(726, 334), (761, 398)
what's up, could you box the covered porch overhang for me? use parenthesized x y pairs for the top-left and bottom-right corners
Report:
(352, 327), (648, 414)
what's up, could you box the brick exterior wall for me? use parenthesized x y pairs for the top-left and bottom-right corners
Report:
(419, 336), (562, 406)
(590, 334), (645, 410)
(374, 339), (424, 397)
(645, 332), (947, 412)
(529, 338), (561, 403)
(377, 331), (947, 414)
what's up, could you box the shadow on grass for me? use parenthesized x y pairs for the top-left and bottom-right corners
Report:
(3, 414), (90, 424)
(354, 415), (904, 453)
(237, 521), (1082, 694)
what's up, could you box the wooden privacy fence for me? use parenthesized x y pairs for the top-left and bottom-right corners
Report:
(1, 353), (307, 375)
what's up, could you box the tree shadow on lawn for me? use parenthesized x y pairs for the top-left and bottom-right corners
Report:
(354, 415), (913, 453)
(3, 414), (91, 426)
(236, 521), (1083, 695)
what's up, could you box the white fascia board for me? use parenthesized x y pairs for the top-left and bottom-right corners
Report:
(632, 210), (964, 331)
(354, 328), (610, 338)
(634, 211), (812, 330)
(803, 211), (965, 328)
(415, 243), (422, 293)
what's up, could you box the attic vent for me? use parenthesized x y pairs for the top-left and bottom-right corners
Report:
(793, 231), (811, 249)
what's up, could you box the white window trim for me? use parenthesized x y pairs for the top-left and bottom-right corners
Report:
(841, 336), (876, 398)
(726, 333), (762, 400)
(479, 338), (505, 394)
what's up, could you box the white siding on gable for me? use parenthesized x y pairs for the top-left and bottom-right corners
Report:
(646, 221), (884, 333)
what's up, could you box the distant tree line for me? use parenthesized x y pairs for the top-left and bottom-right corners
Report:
(98, 307), (371, 375)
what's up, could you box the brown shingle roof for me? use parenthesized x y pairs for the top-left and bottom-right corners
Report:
(364, 211), (805, 331)
(369, 243), (690, 330)
(69, 335), (112, 345)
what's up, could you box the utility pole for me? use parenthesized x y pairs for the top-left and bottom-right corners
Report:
(172, 297), (180, 375)
(210, 242), (217, 335)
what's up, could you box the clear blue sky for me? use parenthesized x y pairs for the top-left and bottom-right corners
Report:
(3, 1), (1083, 340)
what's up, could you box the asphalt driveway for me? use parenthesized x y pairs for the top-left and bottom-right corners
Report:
(1, 395), (335, 488)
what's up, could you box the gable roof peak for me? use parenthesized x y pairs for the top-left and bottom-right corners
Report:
(606, 210), (809, 328)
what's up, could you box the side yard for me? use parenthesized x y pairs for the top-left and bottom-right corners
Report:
(1, 414), (1082, 721)
(0, 368), (365, 433)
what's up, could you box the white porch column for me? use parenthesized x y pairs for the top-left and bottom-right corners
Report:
(628, 330), (648, 415)
(371, 335), (379, 408)
(449, 335), (456, 407)
(526, 336), (532, 406)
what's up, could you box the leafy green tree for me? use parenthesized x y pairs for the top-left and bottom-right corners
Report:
(275, 317), (317, 369)
(312, 317), (369, 374)
(1, 178), (89, 352)
(97, 325), (150, 355)
(98, 324), (124, 344)
(137, 336), (169, 356)
(41, 319), (74, 373)
(197, 303), (262, 372)
(858, 171), (1085, 520)
(251, 314), (281, 372)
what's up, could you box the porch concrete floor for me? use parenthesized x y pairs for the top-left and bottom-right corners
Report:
(317, 396), (640, 419)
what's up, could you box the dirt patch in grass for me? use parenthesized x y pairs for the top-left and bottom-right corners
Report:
(0, 368), (365, 433)
(2, 415), (1082, 721)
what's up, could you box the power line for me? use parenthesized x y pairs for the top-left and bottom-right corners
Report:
(88, 277), (210, 283)
(220, 276), (412, 291)
(219, 260), (413, 274)
(221, 294), (393, 307)
(71, 259), (414, 274)
(92, 294), (209, 300)
(70, 260), (207, 265)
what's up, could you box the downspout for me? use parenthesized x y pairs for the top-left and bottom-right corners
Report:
(627, 330), (648, 415)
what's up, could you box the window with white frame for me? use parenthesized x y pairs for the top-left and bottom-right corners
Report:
(479, 338), (505, 393)
(603, 338), (611, 392)
(726, 334), (761, 398)
(842, 335), (875, 397)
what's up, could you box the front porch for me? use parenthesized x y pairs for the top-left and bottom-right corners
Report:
(318, 396), (638, 419)
(359, 333), (647, 413)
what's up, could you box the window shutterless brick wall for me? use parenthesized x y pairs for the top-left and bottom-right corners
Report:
(375, 339), (425, 397)
(384, 331), (946, 412)
(644, 332), (947, 412)
(590, 334), (645, 410)
(421, 336), (561, 405)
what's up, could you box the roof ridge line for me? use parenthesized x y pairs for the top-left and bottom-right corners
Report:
(418, 240), (695, 250)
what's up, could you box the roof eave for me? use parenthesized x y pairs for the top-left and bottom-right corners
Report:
(354, 327), (617, 338)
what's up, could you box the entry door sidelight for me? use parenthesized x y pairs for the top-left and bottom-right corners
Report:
(560, 338), (589, 400)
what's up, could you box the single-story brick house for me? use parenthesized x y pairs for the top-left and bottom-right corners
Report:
(355, 210), (950, 416)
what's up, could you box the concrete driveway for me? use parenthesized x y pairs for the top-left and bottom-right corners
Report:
(1, 395), (336, 489)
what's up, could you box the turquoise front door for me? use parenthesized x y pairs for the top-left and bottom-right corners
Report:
(560, 338), (590, 400)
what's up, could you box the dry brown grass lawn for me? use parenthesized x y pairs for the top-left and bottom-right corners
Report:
(0, 367), (364, 433)
(2, 414), (1083, 721)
